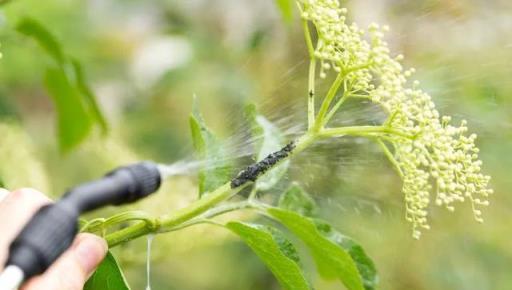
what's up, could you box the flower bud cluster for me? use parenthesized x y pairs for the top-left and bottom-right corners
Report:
(300, 0), (371, 79)
(300, 0), (492, 238)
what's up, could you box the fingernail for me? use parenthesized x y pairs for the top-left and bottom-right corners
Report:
(74, 236), (107, 274)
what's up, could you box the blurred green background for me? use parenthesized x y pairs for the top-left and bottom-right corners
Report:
(0, 0), (511, 289)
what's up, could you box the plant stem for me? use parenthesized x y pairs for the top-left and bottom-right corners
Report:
(105, 133), (318, 248)
(248, 187), (258, 200)
(319, 126), (414, 140)
(308, 59), (316, 129)
(106, 221), (149, 247)
(104, 123), (407, 247)
(170, 201), (255, 232)
(303, 18), (315, 58)
(83, 211), (156, 233)
(376, 138), (404, 178)
(159, 183), (245, 229)
(303, 17), (316, 129)
(323, 79), (350, 126)
(313, 71), (345, 132)
(106, 183), (243, 247)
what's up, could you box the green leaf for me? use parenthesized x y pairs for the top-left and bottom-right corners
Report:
(227, 221), (311, 290)
(268, 208), (365, 290)
(190, 100), (232, 196)
(278, 183), (317, 217)
(315, 220), (378, 290)
(44, 67), (93, 152)
(17, 18), (109, 152)
(275, 0), (294, 24)
(0, 0), (13, 7)
(245, 104), (263, 140)
(246, 105), (289, 191)
(84, 251), (130, 290)
(16, 18), (66, 65)
(71, 59), (108, 134)
(0, 176), (5, 188)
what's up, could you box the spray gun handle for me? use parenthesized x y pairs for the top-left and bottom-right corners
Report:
(6, 203), (79, 280)
(4, 161), (162, 283)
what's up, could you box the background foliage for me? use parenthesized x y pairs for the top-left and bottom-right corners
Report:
(0, 0), (511, 289)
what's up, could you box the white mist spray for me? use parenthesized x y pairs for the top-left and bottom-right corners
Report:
(145, 234), (155, 290)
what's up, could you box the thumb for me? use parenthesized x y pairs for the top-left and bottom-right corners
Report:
(22, 233), (108, 290)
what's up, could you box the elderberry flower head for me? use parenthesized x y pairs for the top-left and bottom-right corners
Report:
(300, 0), (492, 238)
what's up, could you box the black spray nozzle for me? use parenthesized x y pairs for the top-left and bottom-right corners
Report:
(61, 161), (162, 212)
(4, 161), (162, 283)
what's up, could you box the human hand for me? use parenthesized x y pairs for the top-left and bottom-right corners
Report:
(0, 188), (107, 290)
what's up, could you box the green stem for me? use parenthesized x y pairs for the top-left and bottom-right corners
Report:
(350, 94), (371, 99)
(199, 201), (254, 220)
(308, 58), (316, 129)
(105, 133), (318, 248)
(303, 18), (315, 58)
(303, 17), (316, 129)
(169, 219), (224, 232)
(82, 211), (156, 233)
(323, 79), (351, 126)
(80, 218), (105, 232)
(319, 126), (415, 140)
(159, 183), (241, 229)
(313, 72), (345, 132)
(103, 124), (410, 247)
(104, 121), (412, 247)
(170, 201), (255, 232)
(248, 187), (258, 200)
(106, 183), (243, 247)
(376, 138), (404, 178)
(106, 222), (149, 247)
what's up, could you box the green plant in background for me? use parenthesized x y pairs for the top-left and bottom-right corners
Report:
(0, 123), (50, 192)
(0, 0), (495, 289)
(77, 0), (493, 289)
(16, 18), (108, 152)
